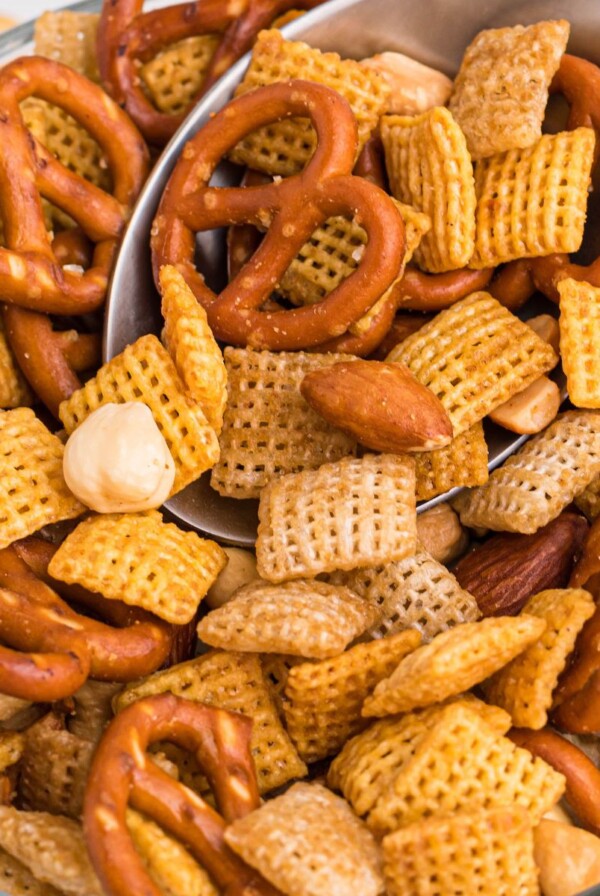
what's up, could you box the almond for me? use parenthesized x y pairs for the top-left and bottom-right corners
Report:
(300, 360), (453, 454)
(452, 512), (589, 616)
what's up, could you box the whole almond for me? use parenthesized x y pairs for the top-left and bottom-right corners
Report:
(452, 512), (589, 616)
(300, 360), (453, 454)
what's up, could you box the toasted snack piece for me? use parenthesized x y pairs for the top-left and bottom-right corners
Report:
(160, 265), (227, 433)
(0, 846), (63, 896)
(210, 348), (356, 500)
(362, 615), (545, 717)
(115, 651), (307, 794)
(140, 35), (220, 116)
(410, 422), (488, 500)
(388, 293), (557, 436)
(471, 128), (595, 268)
(225, 783), (385, 896)
(256, 454), (416, 582)
(67, 680), (121, 745)
(59, 335), (220, 496)
(229, 30), (390, 176)
(453, 411), (600, 533)
(362, 52), (452, 115)
(381, 106), (476, 272)
(334, 546), (480, 643)
(0, 808), (103, 896)
(0, 408), (83, 551)
(47, 511), (226, 625)
(0, 695), (31, 724)
(261, 653), (304, 719)
(485, 588), (595, 728)
(198, 578), (378, 659)
(534, 819), (600, 896)
(416, 503), (469, 564)
(383, 806), (539, 896)
(558, 278), (600, 408)
(576, 475), (600, 521)
(489, 376), (561, 435)
(449, 20), (570, 159)
(33, 11), (100, 81)
(283, 630), (421, 763)
(0, 317), (33, 409)
(527, 314), (561, 355)
(206, 547), (258, 610)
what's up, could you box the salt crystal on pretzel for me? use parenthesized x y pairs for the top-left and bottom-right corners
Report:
(576, 475), (600, 521)
(256, 454), (416, 582)
(225, 782), (385, 896)
(382, 806), (539, 896)
(198, 578), (378, 659)
(381, 106), (476, 272)
(449, 20), (570, 160)
(210, 347), (356, 500)
(115, 651), (307, 793)
(282, 631), (421, 763)
(362, 615), (545, 717)
(558, 278), (600, 408)
(0, 847), (63, 896)
(0, 408), (83, 551)
(141, 35), (221, 116)
(388, 292), (557, 436)
(453, 411), (600, 533)
(59, 335), (220, 496)
(47, 511), (226, 625)
(230, 29), (390, 176)
(485, 588), (595, 729)
(410, 422), (488, 501)
(0, 318), (32, 409)
(471, 128), (595, 268)
(160, 265), (227, 434)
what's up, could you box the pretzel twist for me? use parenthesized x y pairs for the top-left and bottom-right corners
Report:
(84, 694), (282, 896)
(98, 0), (325, 146)
(152, 79), (406, 350)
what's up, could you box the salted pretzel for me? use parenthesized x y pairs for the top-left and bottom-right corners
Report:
(152, 79), (407, 351)
(98, 0), (325, 146)
(84, 694), (283, 896)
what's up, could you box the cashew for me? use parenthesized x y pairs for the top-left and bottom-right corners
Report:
(489, 376), (561, 435)
(416, 503), (468, 564)
(205, 548), (258, 609)
(361, 51), (452, 114)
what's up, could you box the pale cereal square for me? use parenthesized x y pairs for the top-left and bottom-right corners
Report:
(558, 277), (600, 408)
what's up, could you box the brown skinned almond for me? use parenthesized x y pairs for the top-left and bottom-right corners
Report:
(300, 360), (453, 453)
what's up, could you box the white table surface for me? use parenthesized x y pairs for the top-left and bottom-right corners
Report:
(0, 0), (68, 24)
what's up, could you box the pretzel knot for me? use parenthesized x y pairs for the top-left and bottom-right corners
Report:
(152, 80), (406, 350)
(84, 694), (282, 896)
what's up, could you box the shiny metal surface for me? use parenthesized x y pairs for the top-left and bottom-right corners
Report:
(104, 0), (600, 546)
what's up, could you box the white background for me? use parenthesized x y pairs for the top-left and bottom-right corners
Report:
(0, 1), (67, 24)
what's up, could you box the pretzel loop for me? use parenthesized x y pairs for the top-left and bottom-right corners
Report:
(84, 694), (282, 896)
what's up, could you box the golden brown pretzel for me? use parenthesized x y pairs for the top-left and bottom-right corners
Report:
(152, 79), (406, 350)
(98, 0), (325, 146)
(84, 694), (282, 896)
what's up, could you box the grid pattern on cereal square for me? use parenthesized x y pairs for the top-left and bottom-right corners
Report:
(283, 631), (420, 763)
(559, 277), (600, 408)
(366, 703), (565, 837)
(388, 292), (558, 436)
(575, 474), (600, 521)
(33, 11), (100, 81)
(229, 30), (390, 176)
(197, 578), (379, 659)
(210, 348), (357, 500)
(485, 588), (595, 729)
(0, 408), (83, 551)
(256, 454), (416, 582)
(0, 318), (32, 409)
(58, 335), (220, 496)
(225, 783), (384, 896)
(47, 511), (226, 625)
(471, 128), (595, 269)
(382, 806), (539, 896)
(411, 422), (488, 501)
(141, 35), (220, 115)
(362, 616), (545, 718)
(453, 411), (600, 533)
(380, 107), (476, 272)
(261, 654), (304, 719)
(448, 20), (569, 160)
(115, 651), (307, 794)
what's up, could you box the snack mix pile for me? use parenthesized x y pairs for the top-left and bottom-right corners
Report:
(0, 4), (600, 896)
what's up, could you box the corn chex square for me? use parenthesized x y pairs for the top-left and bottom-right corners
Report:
(448, 20), (570, 160)
(362, 615), (546, 718)
(388, 292), (557, 436)
(261, 654), (304, 719)
(47, 511), (226, 625)
(453, 411), (600, 533)
(0, 408), (83, 551)
(59, 334), (220, 497)
(33, 11), (100, 82)
(0, 318), (32, 409)
(485, 588), (595, 729)
(210, 348), (356, 500)
(470, 128), (595, 268)
(410, 422), (489, 501)
(229, 30), (390, 176)
(283, 630), (421, 763)
(141, 35), (220, 115)
(115, 651), (307, 794)
(382, 806), (539, 896)
(225, 783), (385, 896)
(256, 454), (416, 582)
(575, 474), (600, 521)
(381, 106), (476, 272)
(558, 277), (600, 408)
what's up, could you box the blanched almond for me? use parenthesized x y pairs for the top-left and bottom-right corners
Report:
(489, 376), (560, 434)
